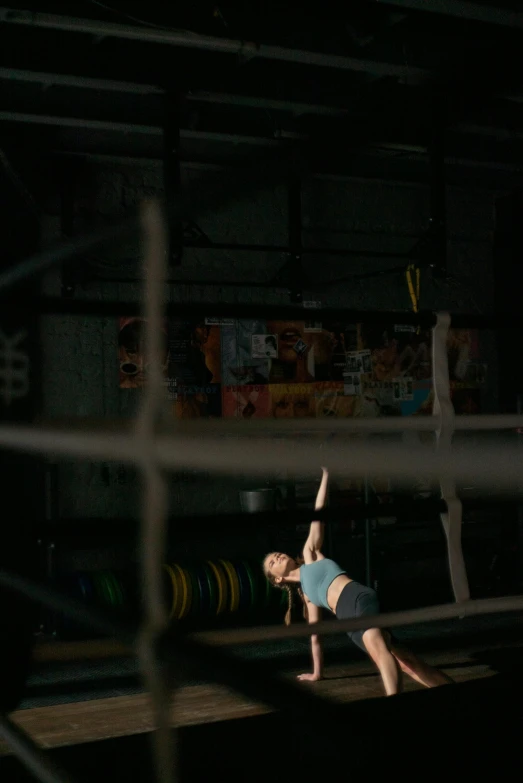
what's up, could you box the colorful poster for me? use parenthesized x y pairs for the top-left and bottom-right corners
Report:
(269, 384), (316, 418)
(357, 323), (432, 381)
(167, 319), (221, 386)
(400, 380), (432, 416)
(343, 372), (361, 396)
(221, 320), (269, 385)
(222, 384), (270, 419)
(314, 382), (361, 418)
(311, 322), (358, 382)
(118, 316), (168, 389)
(119, 316), (483, 420)
(173, 383), (222, 419)
(393, 377), (413, 402)
(447, 329), (479, 381)
(266, 321), (315, 383)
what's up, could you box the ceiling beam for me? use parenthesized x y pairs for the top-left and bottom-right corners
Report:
(0, 67), (162, 94)
(0, 67), (350, 117)
(0, 7), (431, 81)
(0, 110), (288, 147)
(187, 91), (348, 117)
(368, 0), (523, 29)
(2, 108), (523, 150)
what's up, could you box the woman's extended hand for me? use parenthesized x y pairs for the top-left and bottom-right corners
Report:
(297, 672), (322, 682)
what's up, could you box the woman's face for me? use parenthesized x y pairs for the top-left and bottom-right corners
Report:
(273, 394), (311, 418)
(264, 552), (295, 583)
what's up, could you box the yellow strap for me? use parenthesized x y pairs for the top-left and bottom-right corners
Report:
(406, 264), (421, 333)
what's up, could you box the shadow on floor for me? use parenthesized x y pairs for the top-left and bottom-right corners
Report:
(2, 672), (521, 782)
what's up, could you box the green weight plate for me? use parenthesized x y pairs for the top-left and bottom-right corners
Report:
(93, 572), (110, 606)
(187, 567), (201, 616)
(202, 562), (218, 615)
(242, 562), (257, 612)
(106, 572), (124, 607)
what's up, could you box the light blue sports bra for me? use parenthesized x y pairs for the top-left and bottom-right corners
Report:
(299, 558), (346, 611)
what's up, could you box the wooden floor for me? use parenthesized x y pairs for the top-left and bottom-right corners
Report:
(0, 641), (509, 757)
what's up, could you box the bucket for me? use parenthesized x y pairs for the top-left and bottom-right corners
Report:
(239, 488), (279, 514)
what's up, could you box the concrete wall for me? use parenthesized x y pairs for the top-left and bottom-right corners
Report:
(38, 158), (499, 520)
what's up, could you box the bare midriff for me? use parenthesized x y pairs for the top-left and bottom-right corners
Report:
(327, 574), (353, 614)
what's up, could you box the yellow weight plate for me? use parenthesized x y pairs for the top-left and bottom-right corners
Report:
(219, 559), (240, 612)
(173, 563), (188, 621)
(207, 561), (226, 615)
(162, 564), (178, 620)
(178, 565), (192, 619)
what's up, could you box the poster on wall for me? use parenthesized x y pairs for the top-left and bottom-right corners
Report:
(118, 316), (169, 389)
(393, 377), (414, 402)
(173, 383), (222, 419)
(446, 329), (479, 381)
(222, 384), (270, 418)
(251, 333), (278, 359)
(118, 316), (484, 420)
(314, 382), (361, 418)
(310, 322), (358, 382)
(167, 319), (221, 387)
(357, 322), (432, 381)
(269, 383), (316, 418)
(266, 321), (315, 383)
(221, 320), (269, 385)
(343, 372), (361, 396)
(400, 380), (432, 416)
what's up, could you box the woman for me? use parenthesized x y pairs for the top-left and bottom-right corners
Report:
(263, 468), (453, 696)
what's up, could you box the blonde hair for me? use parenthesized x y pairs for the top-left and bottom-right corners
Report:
(262, 554), (308, 626)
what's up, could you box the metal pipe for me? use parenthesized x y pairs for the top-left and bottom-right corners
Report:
(187, 90), (348, 117)
(0, 66), (163, 94)
(167, 239), (410, 260)
(366, 0), (523, 29)
(2, 423), (523, 489)
(32, 413), (523, 434)
(0, 112), (283, 148)
(0, 8), (431, 80)
(2, 565), (523, 650)
(163, 93), (182, 266)
(17, 297), (523, 329)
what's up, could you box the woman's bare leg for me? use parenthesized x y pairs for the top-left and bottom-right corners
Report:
(390, 642), (454, 688)
(362, 628), (403, 696)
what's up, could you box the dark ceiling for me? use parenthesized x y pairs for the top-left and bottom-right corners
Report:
(1, 1), (523, 189)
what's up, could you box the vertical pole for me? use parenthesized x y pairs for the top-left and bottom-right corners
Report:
(287, 154), (303, 304)
(364, 477), (372, 587)
(60, 162), (79, 297)
(163, 92), (183, 267)
(0, 151), (43, 711)
(494, 193), (522, 592)
(428, 90), (447, 275)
